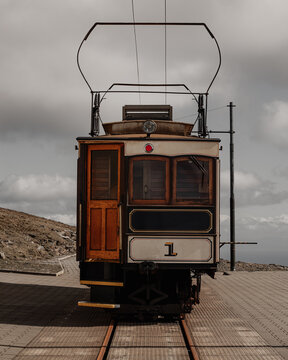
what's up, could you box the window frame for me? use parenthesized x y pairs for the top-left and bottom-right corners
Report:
(90, 149), (119, 201)
(129, 156), (170, 205)
(172, 156), (214, 205)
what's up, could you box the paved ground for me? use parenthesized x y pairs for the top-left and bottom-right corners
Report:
(0, 256), (111, 360)
(109, 320), (189, 359)
(204, 271), (288, 359)
(186, 272), (287, 359)
(1, 258), (288, 359)
(185, 272), (288, 359)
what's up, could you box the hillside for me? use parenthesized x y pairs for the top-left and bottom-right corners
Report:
(0, 207), (75, 269)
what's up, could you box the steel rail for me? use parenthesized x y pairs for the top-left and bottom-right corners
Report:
(96, 319), (116, 360)
(96, 317), (198, 359)
(180, 318), (200, 360)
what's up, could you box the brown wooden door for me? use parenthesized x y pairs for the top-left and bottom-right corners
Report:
(86, 144), (123, 260)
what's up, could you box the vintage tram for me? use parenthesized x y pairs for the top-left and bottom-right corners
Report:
(76, 22), (221, 315)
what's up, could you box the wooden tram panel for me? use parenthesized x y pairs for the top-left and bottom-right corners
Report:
(86, 143), (123, 261)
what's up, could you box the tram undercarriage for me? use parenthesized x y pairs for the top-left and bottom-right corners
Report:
(80, 261), (213, 315)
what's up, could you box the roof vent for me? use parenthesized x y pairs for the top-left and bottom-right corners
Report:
(122, 105), (172, 121)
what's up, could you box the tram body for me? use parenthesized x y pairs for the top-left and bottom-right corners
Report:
(76, 105), (220, 314)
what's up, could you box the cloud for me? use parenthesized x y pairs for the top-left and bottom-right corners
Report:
(221, 171), (260, 190)
(256, 101), (288, 149)
(220, 213), (288, 265)
(2, 0), (288, 144)
(220, 214), (230, 223)
(0, 174), (75, 202)
(238, 215), (288, 229)
(0, 174), (76, 224)
(47, 214), (76, 226)
(0, 88), (87, 142)
(274, 166), (288, 178)
(221, 170), (288, 207)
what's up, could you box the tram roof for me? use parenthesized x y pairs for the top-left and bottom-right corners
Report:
(77, 134), (221, 142)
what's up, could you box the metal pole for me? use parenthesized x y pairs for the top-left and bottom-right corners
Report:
(228, 102), (236, 271)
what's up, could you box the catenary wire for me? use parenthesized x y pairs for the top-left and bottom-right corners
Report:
(164, 0), (167, 104)
(131, 0), (141, 103)
(174, 105), (227, 122)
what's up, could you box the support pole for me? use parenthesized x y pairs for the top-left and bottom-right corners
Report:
(228, 102), (236, 271)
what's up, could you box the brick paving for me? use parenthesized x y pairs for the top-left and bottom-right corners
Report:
(186, 277), (284, 359)
(1, 258), (288, 359)
(109, 321), (189, 359)
(0, 256), (110, 360)
(204, 271), (288, 359)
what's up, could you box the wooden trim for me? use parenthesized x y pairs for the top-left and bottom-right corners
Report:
(76, 144), (87, 261)
(78, 204), (82, 247)
(215, 159), (220, 262)
(80, 280), (124, 287)
(84, 258), (120, 263)
(128, 156), (170, 205)
(78, 301), (120, 309)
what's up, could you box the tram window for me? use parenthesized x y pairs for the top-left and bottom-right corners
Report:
(90, 150), (118, 200)
(130, 157), (169, 203)
(173, 157), (213, 204)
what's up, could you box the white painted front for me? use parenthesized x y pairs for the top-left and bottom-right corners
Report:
(125, 140), (219, 157)
(128, 236), (213, 263)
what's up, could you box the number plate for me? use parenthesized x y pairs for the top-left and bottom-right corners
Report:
(128, 236), (213, 263)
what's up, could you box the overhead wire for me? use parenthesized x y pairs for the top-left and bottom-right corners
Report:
(131, 0), (141, 103)
(164, 0), (167, 104)
(174, 105), (227, 122)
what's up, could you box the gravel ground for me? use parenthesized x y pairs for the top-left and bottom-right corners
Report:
(217, 259), (288, 272)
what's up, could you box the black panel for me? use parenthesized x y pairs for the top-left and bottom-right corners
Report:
(80, 262), (122, 282)
(129, 209), (212, 232)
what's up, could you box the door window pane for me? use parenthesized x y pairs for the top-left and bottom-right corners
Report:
(175, 157), (211, 203)
(132, 159), (166, 200)
(91, 150), (118, 200)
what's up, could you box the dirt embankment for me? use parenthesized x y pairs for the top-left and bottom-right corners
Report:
(0, 207), (76, 273)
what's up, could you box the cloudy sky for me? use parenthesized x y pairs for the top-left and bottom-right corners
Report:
(1, 0), (288, 265)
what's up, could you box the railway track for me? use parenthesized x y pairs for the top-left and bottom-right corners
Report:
(97, 317), (199, 360)
(97, 319), (117, 360)
(180, 318), (200, 360)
